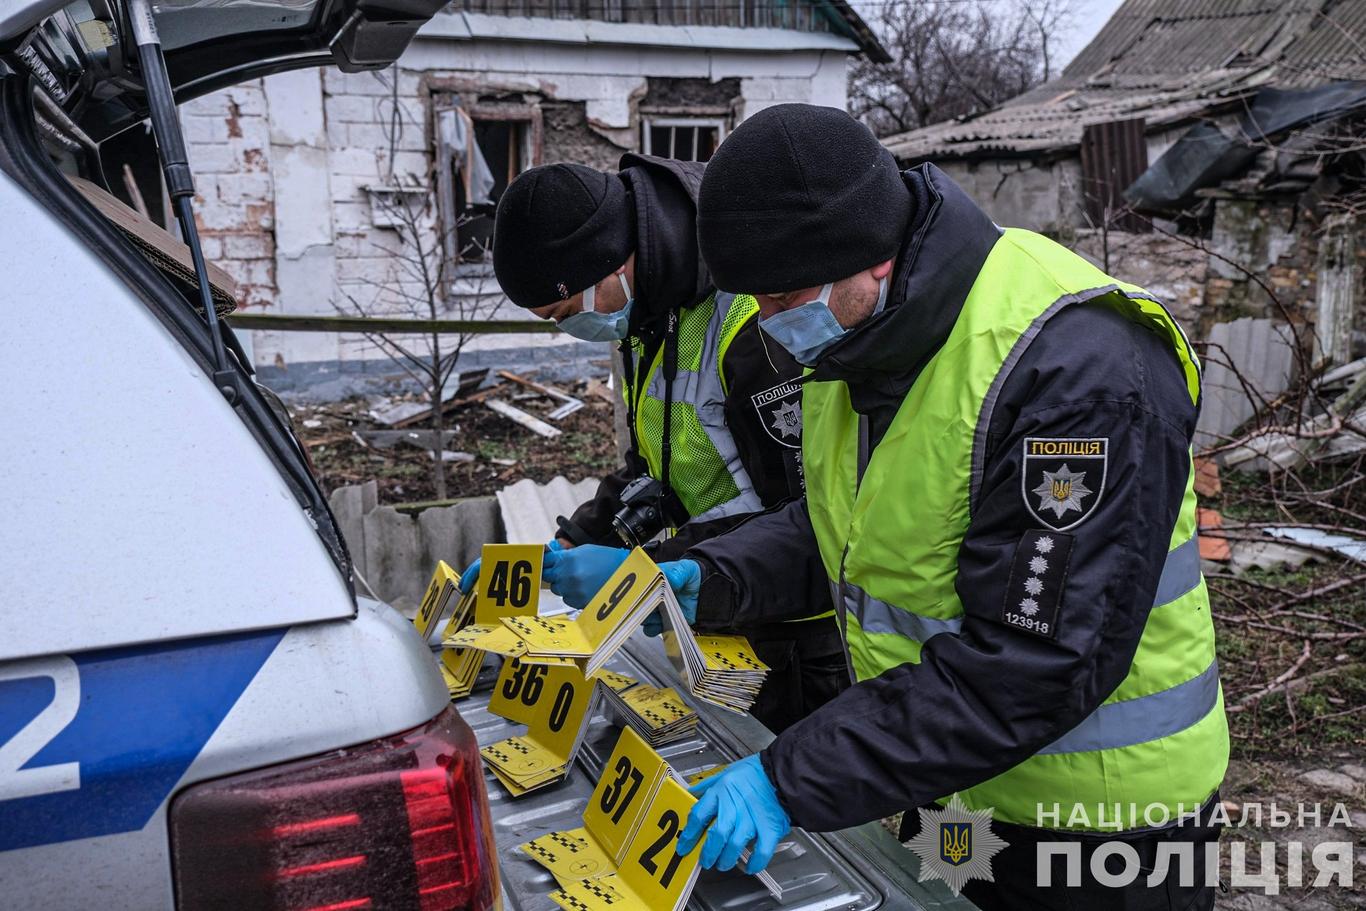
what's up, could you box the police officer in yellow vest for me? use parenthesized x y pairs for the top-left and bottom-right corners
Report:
(666, 106), (1229, 909)
(475, 154), (848, 733)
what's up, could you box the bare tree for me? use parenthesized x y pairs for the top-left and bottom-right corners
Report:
(337, 179), (502, 500)
(850, 0), (1076, 138)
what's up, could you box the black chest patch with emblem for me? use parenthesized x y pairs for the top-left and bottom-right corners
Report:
(1002, 529), (1073, 639)
(752, 381), (803, 449)
(1021, 437), (1108, 531)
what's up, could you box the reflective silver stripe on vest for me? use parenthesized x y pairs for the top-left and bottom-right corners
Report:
(1038, 659), (1220, 754)
(842, 584), (964, 641)
(1154, 536), (1201, 607)
(645, 292), (763, 523)
(844, 536), (1203, 642)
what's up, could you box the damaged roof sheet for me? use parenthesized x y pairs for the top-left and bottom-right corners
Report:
(495, 475), (600, 546)
(884, 0), (1366, 161)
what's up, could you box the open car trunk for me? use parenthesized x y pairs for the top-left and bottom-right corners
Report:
(464, 632), (979, 911)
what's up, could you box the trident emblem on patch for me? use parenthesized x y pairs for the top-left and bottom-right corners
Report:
(940, 822), (972, 866)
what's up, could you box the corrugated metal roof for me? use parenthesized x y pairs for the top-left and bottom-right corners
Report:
(884, 0), (1366, 161)
(495, 475), (601, 546)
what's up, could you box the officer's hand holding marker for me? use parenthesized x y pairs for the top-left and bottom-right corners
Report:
(459, 539), (564, 594)
(540, 543), (633, 609)
(644, 560), (700, 637)
(678, 754), (790, 874)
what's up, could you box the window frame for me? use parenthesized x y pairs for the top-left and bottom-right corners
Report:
(639, 115), (727, 162)
(432, 95), (543, 277)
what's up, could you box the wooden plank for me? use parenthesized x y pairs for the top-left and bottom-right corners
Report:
(485, 399), (562, 438)
(226, 313), (557, 334)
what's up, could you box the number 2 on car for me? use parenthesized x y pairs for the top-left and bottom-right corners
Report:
(582, 726), (668, 864)
(477, 544), (543, 624)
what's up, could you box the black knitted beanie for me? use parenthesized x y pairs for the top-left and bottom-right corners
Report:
(493, 163), (635, 308)
(697, 104), (913, 294)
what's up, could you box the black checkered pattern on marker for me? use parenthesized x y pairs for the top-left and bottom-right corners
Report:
(525, 841), (559, 863)
(508, 739), (533, 756)
(580, 880), (620, 904)
(551, 890), (591, 911)
(547, 832), (586, 854)
(484, 746), (512, 764)
(708, 651), (737, 669)
(732, 651), (763, 670)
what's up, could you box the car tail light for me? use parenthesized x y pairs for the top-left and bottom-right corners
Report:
(170, 706), (499, 911)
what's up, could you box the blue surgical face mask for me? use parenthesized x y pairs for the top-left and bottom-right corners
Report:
(557, 272), (634, 342)
(759, 277), (889, 366)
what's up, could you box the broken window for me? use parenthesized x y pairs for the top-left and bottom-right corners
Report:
(640, 117), (725, 162)
(435, 99), (541, 268)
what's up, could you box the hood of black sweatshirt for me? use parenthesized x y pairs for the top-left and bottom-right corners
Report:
(618, 153), (713, 339)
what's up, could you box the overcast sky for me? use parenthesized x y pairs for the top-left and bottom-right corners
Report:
(1052, 0), (1128, 71)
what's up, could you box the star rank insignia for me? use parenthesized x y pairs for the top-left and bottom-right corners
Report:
(1021, 437), (1108, 530)
(1001, 529), (1073, 638)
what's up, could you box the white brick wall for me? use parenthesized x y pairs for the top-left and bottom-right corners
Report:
(185, 30), (851, 378)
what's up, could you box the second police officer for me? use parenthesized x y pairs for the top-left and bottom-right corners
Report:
(466, 153), (848, 733)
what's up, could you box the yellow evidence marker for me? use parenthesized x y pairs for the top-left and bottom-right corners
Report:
(501, 548), (666, 675)
(414, 562), (483, 698)
(518, 726), (674, 886)
(476, 543), (544, 624)
(488, 657), (556, 727)
(480, 662), (601, 797)
(549, 776), (702, 911)
(414, 560), (464, 644)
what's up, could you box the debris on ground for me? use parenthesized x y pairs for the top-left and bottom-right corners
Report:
(497, 369), (584, 420)
(290, 372), (618, 503)
(368, 367), (491, 428)
(485, 398), (562, 438)
(1218, 357), (1366, 474)
(1192, 341), (1365, 777)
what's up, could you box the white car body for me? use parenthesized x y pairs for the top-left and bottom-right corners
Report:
(0, 2), (473, 907)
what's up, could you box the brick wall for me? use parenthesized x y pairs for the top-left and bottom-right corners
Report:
(183, 37), (851, 384)
(182, 83), (277, 310)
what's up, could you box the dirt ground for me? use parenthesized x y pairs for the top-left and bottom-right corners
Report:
(290, 376), (620, 504)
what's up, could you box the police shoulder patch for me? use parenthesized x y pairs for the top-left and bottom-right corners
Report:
(1021, 437), (1108, 531)
(1002, 529), (1073, 639)
(752, 381), (803, 449)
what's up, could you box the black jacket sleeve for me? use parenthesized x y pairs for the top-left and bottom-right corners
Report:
(686, 497), (829, 628)
(760, 303), (1199, 832)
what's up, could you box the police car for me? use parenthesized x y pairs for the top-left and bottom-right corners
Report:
(0, 2), (500, 908)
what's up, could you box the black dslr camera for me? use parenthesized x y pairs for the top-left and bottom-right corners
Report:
(612, 476), (673, 547)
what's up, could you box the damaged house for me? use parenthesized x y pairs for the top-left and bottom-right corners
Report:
(163, 0), (886, 389)
(882, 0), (1366, 385)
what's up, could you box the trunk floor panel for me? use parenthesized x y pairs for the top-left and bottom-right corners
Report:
(458, 633), (976, 911)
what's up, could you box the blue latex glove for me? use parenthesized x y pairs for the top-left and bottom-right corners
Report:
(542, 544), (630, 610)
(459, 539), (561, 594)
(677, 754), (790, 873)
(644, 559), (701, 637)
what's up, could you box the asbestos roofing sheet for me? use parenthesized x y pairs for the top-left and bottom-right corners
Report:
(496, 476), (601, 546)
